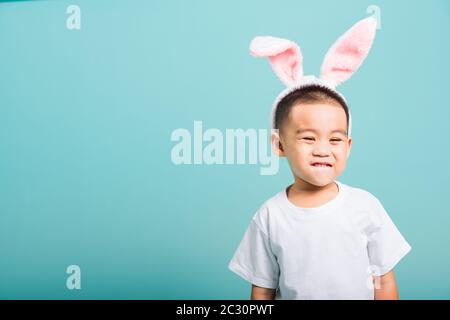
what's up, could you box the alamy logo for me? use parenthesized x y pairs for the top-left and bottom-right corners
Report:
(170, 121), (279, 175)
(66, 5), (81, 30)
(66, 265), (81, 290)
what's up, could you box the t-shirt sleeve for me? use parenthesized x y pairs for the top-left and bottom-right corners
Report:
(367, 198), (412, 276)
(228, 218), (280, 289)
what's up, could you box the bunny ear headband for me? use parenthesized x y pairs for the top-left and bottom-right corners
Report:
(250, 16), (378, 136)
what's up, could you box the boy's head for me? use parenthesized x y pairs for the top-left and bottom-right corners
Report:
(249, 16), (377, 185)
(272, 86), (352, 187)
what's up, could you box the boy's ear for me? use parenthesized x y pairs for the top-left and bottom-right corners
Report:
(346, 136), (352, 159)
(271, 131), (286, 157)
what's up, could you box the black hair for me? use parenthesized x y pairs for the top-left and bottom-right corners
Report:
(274, 85), (350, 135)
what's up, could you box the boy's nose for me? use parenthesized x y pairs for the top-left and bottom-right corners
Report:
(312, 142), (331, 156)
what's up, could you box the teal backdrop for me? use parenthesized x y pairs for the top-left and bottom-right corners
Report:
(0, 0), (449, 299)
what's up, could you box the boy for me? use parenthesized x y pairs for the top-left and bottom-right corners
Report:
(228, 17), (411, 300)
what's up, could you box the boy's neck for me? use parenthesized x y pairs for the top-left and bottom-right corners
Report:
(287, 178), (339, 208)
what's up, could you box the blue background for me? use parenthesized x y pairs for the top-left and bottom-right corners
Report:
(0, 0), (449, 299)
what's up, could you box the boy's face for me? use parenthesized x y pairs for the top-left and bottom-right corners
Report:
(274, 102), (352, 187)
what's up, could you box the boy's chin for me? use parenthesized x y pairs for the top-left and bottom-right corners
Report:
(295, 174), (336, 188)
(311, 180), (335, 188)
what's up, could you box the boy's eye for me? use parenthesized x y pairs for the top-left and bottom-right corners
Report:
(301, 137), (343, 142)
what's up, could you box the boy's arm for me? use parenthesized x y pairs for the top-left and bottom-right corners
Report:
(374, 270), (399, 300)
(251, 284), (276, 300)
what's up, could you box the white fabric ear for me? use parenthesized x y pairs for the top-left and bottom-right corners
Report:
(250, 36), (303, 87)
(320, 16), (377, 87)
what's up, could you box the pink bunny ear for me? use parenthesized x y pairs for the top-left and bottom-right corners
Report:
(250, 36), (303, 87)
(320, 16), (377, 87)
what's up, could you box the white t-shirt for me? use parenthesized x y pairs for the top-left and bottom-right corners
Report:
(228, 180), (411, 300)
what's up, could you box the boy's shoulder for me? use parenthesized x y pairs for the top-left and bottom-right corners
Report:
(342, 181), (381, 202)
(341, 181), (385, 210)
(249, 189), (286, 234)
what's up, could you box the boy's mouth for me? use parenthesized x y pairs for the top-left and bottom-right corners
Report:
(311, 162), (333, 167)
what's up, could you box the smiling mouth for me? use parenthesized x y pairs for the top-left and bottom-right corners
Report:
(311, 163), (333, 167)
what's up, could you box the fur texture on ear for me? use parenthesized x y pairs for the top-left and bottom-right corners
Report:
(320, 16), (377, 87)
(250, 36), (303, 87)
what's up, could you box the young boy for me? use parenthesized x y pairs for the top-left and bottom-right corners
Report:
(228, 17), (411, 300)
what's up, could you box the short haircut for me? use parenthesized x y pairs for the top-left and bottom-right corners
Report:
(274, 85), (350, 135)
